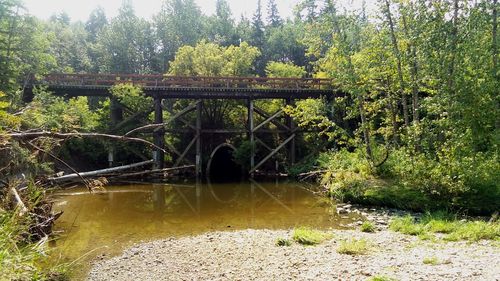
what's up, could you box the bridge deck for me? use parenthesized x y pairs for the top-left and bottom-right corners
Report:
(27, 73), (336, 99)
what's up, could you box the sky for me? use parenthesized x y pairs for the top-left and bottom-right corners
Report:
(23, 0), (300, 22)
(22, 0), (376, 22)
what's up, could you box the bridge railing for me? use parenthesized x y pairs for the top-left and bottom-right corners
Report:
(39, 73), (334, 90)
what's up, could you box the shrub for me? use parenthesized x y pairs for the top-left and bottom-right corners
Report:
(422, 256), (440, 265)
(292, 227), (332, 245)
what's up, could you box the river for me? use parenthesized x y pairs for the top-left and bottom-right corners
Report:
(49, 181), (361, 278)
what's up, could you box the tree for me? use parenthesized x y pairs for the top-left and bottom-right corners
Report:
(265, 61), (305, 78)
(206, 0), (237, 46)
(267, 0), (282, 27)
(154, 0), (205, 71)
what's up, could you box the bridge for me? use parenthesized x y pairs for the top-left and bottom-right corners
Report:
(24, 73), (339, 179)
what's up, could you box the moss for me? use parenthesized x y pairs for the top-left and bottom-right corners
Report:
(360, 221), (376, 233)
(336, 238), (370, 255)
(292, 227), (332, 245)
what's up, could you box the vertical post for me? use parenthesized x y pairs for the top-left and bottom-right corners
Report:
(109, 97), (123, 167)
(286, 98), (296, 165)
(248, 99), (255, 177)
(153, 96), (165, 169)
(196, 100), (202, 179)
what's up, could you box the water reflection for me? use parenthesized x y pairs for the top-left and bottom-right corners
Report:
(50, 181), (361, 275)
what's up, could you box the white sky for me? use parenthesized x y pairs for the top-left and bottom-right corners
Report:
(22, 0), (376, 22)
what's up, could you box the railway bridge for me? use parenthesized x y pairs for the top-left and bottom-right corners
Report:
(25, 73), (339, 178)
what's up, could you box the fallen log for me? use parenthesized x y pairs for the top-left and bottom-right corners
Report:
(110, 165), (195, 178)
(48, 160), (154, 182)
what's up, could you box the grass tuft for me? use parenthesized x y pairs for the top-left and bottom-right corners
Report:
(275, 237), (292, 247)
(368, 275), (398, 281)
(360, 221), (376, 233)
(390, 213), (500, 242)
(292, 227), (332, 245)
(336, 238), (370, 255)
(422, 256), (440, 265)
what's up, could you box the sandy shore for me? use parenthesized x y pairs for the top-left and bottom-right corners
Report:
(87, 229), (499, 281)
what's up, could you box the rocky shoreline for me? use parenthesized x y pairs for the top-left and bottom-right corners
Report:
(87, 228), (499, 281)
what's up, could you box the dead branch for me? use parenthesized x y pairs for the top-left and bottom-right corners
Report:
(9, 185), (28, 216)
(7, 131), (167, 154)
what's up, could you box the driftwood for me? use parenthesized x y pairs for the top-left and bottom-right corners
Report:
(297, 170), (327, 181)
(7, 131), (167, 154)
(110, 165), (195, 178)
(49, 160), (154, 182)
(9, 186), (28, 216)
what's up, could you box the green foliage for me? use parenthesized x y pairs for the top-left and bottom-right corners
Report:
(360, 221), (375, 233)
(109, 83), (152, 113)
(265, 61), (306, 78)
(232, 141), (255, 171)
(336, 238), (370, 255)
(275, 237), (292, 247)
(0, 183), (68, 280)
(22, 89), (99, 132)
(0, 91), (21, 131)
(390, 214), (500, 242)
(292, 227), (332, 245)
(168, 41), (261, 77)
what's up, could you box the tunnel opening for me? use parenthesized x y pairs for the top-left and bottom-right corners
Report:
(207, 144), (243, 182)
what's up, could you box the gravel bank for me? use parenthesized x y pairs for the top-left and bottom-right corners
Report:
(87, 229), (499, 281)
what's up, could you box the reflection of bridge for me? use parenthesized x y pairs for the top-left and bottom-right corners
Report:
(24, 74), (340, 178)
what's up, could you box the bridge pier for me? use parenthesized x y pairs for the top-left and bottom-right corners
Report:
(153, 96), (165, 169)
(286, 98), (296, 165)
(248, 99), (255, 177)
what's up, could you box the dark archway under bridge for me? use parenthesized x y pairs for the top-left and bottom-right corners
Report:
(24, 73), (342, 179)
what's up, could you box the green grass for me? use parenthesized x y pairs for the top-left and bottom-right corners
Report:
(292, 227), (332, 245)
(275, 237), (292, 247)
(422, 256), (440, 265)
(368, 275), (398, 281)
(336, 238), (370, 255)
(389, 213), (500, 242)
(360, 221), (376, 233)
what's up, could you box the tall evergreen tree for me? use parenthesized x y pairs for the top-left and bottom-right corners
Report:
(267, 0), (282, 27)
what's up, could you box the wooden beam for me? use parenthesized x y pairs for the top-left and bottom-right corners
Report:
(249, 134), (295, 174)
(255, 137), (273, 152)
(253, 109), (284, 132)
(153, 97), (165, 169)
(196, 100), (202, 178)
(248, 99), (255, 175)
(174, 135), (198, 167)
(253, 106), (290, 131)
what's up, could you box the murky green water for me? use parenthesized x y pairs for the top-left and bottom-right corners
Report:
(49, 181), (361, 277)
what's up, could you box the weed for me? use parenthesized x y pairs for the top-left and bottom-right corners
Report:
(390, 213), (500, 242)
(336, 238), (370, 255)
(368, 275), (398, 281)
(275, 237), (292, 247)
(422, 256), (440, 265)
(360, 221), (376, 233)
(292, 227), (332, 245)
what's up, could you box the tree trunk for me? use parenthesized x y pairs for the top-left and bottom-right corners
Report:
(358, 92), (373, 162)
(384, 0), (409, 127)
